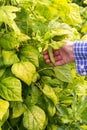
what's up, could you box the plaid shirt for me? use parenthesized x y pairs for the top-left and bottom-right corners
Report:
(73, 41), (87, 75)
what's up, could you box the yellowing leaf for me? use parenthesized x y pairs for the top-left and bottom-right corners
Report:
(64, 3), (82, 25)
(84, 0), (87, 4)
(81, 34), (87, 40)
(0, 110), (9, 127)
(2, 50), (19, 66)
(0, 99), (9, 120)
(53, 0), (70, 18)
(42, 84), (58, 105)
(20, 45), (39, 67)
(11, 61), (36, 85)
(81, 124), (87, 129)
(75, 81), (87, 96)
(23, 105), (47, 130)
(0, 6), (20, 34)
(0, 77), (22, 101)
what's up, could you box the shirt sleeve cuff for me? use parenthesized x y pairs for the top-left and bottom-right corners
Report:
(73, 41), (87, 75)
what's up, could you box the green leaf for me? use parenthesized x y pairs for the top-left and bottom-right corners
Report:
(0, 110), (9, 127)
(56, 104), (69, 116)
(11, 102), (26, 118)
(25, 85), (41, 105)
(11, 61), (36, 85)
(46, 99), (56, 117)
(56, 104), (70, 123)
(81, 23), (87, 33)
(20, 45), (39, 67)
(0, 57), (4, 68)
(23, 105), (47, 130)
(42, 84), (58, 105)
(76, 96), (87, 115)
(0, 99), (9, 120)
(54, 65), (72, 82)
(2, 50), (19, 66)
(30, 85), (41, 104)
(0, 77), (22, 101)
(0, 33), (20, 50)
(47, 124), (58, 130)
(41, 76), (62, 87)
(0, 68), (6, 78)
(0, 6), (20, 33)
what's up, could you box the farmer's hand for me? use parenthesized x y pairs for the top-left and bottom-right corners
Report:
(43, 41), (75, 66)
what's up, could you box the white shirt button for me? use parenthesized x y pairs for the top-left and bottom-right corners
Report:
(80, 65), (84, 69)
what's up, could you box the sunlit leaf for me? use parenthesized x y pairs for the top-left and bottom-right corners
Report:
(64, 3), (82, 25)
(54, 65), (72, 82)
(0, 77), (22, 101)
(23, 105), (47, 130)
(20, 45), (39, 67)
(0, 99), (9, 120)
(2, 50), (19, 66)
(42, 84), (58, 105)
(75, 81), (87, 96)
(0, 6), (21, 33)
(0, 110), (9, 127)
(53, 0), (70, 18)
(11, 61), (36, 85)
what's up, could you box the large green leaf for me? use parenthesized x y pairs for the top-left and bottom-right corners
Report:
(42, 84), (58, 105)
(2, 50), (19, 66)
(23, 105), (47, 130)
(0, 99), (9, 120)
(11, 101), (26, 118)
(54, 65), (72, 82)
(0, 33), (20, 50)
(0, 6), (20, 33)
(0, 77), (22, 101)
(11, 61), (36, 85)
(20, 45), (39, 67)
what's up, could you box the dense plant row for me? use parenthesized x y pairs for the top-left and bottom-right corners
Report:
(0, 0), (87, 130)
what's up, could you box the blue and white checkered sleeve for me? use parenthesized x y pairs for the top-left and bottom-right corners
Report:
(73, 41), (87, 75)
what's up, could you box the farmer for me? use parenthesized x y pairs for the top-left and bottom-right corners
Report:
(43, 41), (87, 75)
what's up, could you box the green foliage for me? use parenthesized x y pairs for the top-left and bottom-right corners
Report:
(0, 0), (87, 130)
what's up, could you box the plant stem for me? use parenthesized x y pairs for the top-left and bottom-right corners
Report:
(7, 121), (15, 130)
(37, 67), (53, 72)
